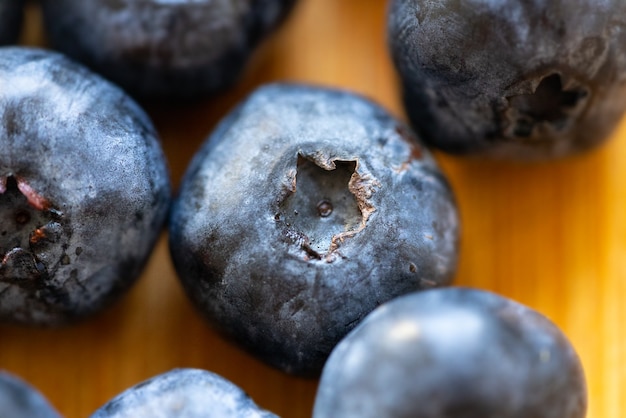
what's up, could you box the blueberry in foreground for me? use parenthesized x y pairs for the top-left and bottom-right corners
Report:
(0, 371), (61, 418)
(90, 368), (277, 418)
(0, 0), (24, 45)
(41, 0), (298, 100)
(169, 83), (460, 376)
(388, 0), (626, 159)
(0, 47), (171, 325)
(313, 287), (587, 418)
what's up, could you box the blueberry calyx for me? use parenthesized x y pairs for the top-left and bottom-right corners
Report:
(275, 153), (378, 261)
(0, 175), (68, 286)
(503, 72), (589, 139)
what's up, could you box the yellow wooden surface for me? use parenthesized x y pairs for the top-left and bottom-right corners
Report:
(3, 1), (625, 417)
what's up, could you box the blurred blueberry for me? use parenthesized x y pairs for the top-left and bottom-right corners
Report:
(388, 0), (626, 159)
(41, 0), (298, 100)
(0, 370), (61, 418)
(0, 0), (24, 45)
(90, 368), (277, 418)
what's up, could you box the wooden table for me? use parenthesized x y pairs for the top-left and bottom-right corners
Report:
(3, 1), (624, 417)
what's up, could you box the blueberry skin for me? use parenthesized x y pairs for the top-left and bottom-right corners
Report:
(0, 371), (61, 418)
(169, 83), (459, 376)
(313, 287), (587, 418)
(90, 368), (277, 418)
(388, 0), (626, 159)
(0, 47), (171, 325)
(0, 0), (24, 45)
(41, 0), (298, 100)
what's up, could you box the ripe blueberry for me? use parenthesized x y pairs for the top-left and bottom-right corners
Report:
(169, 84), (459, 376)
(313, 287), (587, 418)
(0, 0), (23, 45)
(0, 371), (60, 418)
(90, 368), (277, 418)
(0, 47), (171, 325)
(41, 0), (298, 99)
(388, 0), (626, 158)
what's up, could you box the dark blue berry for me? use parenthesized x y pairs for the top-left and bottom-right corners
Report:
(0, 47), (171, 325)
(169, 83), (459, 376)
(41, 0), (298, 99)
(0, 0), (24, 45)
(90, 369), (277, 418)
(314, 287), (587, 418)
(388, 0), (626, 159)
(0, 371), (60, 418)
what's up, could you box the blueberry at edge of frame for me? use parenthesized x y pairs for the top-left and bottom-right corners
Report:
(0, 46), (171, 325)
(40, 0), (299, 100)
(0, 0), (24, 45)
(0, 371), (61, 418)
(89, 368), (278, 418)
(313, 287), (587, 418)
(388, 0), (626, 159)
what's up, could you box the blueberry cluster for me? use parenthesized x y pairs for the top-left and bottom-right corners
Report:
(4, 0), (622, 416)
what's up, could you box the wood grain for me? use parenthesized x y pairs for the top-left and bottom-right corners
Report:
(3, 1), (625, 417)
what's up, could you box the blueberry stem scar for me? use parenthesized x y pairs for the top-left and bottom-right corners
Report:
(278, 154), (378, 260)
(505, 73), (589, 138)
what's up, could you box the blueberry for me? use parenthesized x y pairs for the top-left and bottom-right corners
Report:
(41, 0), (298, 99)
(0, 47), (171, 325)
(169, 83), (459, 376)
(90, 368), (277, 418)
(0, 371), (60, 418)
(0, 0), (24, 45)
(388, 0), (626, 159)
(313, 287), (587, 418)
